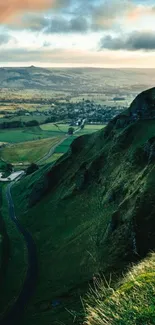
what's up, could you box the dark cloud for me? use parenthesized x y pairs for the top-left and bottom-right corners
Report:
(0, 33), (12, 45)
(44, 16), (89, 33)
(0, 0), (134, 33)
(100, 31), (155, 51)
(2, 0), (155, 36)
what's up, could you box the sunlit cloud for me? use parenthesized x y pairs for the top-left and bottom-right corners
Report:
(1, 0), (155, 67)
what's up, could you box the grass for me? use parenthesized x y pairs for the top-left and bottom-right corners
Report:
(54, 136), (76, 153)
(0, 184), (27, 318)
(0, 127), (63, 143)
(11, 115), (155, 325)
(77, 125), (105, 135)
(43, 153), (63, 164)
(85, 253), (155, 325)
(41, 123), (72, 133)
(1, 137), (63, 164)
(41, 123), (105, 135)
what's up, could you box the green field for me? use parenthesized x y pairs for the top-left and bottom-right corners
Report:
(0, 127), (64, 143)
(0, 124), (105, 166)
(40, 123), (72, 133)
(41, 123), (104, 134)
(76, 124), (105, 135)
(0, 124), (104, 144)
(1, 138), (63, 164)
(54, 136), (76, 154)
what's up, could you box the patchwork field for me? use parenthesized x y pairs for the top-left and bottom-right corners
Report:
(1, 138), (63, 164)
(0, 124), (105, 166)
(0, 126), (63, 143)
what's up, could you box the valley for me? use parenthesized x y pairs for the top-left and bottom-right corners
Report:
(0, 69), (155, 325)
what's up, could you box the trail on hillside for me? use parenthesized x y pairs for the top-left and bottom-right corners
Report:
(1, 183), (38, 325)
(37, 136), (68, 164)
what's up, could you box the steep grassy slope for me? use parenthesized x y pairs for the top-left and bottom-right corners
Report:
(0, 184), (10, 287)
(0, 185), (27, 318)
(85, 253), (155, 325)
(12, 87), (155, 324)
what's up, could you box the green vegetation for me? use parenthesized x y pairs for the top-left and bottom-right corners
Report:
(2, 87), (155, 325)
(43, 153), (63, 164)
(41, 123), (73, 132)
(0, 185), (27, 318)
(40, 123), (104, 134)
(0, 127), (65, 143)
(76, 124), (105, 135)
(85, 253), (155, 325)
(54, 136), (76, 153)
(1, 137), (62, 164)
(11, 107), (155, 324)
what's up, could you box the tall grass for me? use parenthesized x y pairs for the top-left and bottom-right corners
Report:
(85, 253), (155, 325)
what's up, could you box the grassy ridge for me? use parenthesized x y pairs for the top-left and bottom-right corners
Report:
(85, 253), (155, 325)
(11, 117), (155, 324)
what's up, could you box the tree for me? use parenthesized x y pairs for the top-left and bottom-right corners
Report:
(6, 163), (13, 173)
(68, 127), (74, 135)
(26, 163), (39, 175)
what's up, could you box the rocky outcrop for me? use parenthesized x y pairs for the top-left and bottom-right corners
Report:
(129, 87), (155, 119)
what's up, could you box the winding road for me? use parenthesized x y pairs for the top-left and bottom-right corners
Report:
(37, 136), (68, 164)
(1, 183), (38, 325)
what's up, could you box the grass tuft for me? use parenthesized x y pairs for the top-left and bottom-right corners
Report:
(85, 253), (155, 325)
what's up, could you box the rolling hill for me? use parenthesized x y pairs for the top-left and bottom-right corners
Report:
(0, 67), (155, 95)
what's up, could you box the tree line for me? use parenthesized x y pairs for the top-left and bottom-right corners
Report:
(0, 120), (39, 129)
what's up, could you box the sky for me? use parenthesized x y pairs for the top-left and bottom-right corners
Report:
(0, 0), (155, 67)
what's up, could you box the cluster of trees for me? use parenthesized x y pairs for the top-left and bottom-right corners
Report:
(0, 120), (39, 129)
(26, 163), (39, 175)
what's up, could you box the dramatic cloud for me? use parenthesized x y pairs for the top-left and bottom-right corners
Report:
(44, 16), (89, 34)
(100, 31), (155, 51)
(2, 0), (155, 34)
(1, 1), (155, 68)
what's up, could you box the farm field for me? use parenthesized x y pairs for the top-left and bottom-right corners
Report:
(1, 137), (63, 164)
(0, 126), (64, 143)
(76, 124), (105, 135)
(0, 124), (105, 167)
(40, 123), (74, 133)
(41, 123), (104, 134)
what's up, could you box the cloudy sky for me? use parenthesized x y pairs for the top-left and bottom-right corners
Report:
(0, 0), (155, 67)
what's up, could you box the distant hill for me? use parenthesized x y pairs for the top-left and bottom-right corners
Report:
(0, 67), (155, 94)
(9, 87), (155, 324)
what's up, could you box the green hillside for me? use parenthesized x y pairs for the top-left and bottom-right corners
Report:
(9, 87), (155, 324)
(0, 87), (154, 324)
